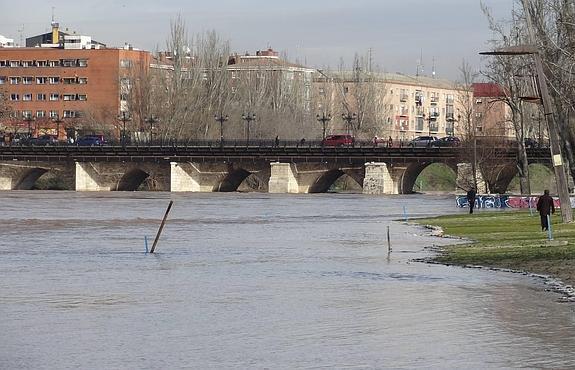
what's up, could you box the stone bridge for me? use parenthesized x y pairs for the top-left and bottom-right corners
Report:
(0, 145), (553, 194)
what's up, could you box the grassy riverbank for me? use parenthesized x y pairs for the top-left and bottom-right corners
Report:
(417, 211), (575, 286)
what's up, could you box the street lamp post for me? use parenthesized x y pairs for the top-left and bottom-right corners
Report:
(241, 112), (256, 146)
(341, 112), (356, 136)
(118, 111), (131, 147)
(316, 112), (331, 142)
(145, 115), (158, 145)
(53, 113), (63, 143)
(24, 115), (35, 139)
(214, 113), (228, 146)
(480, 0), (572, 223)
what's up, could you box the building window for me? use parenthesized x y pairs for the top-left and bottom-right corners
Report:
(416, 117), (424, 131)
(343, 86), (349, 94)
(21, 60), (33, 67)
(48, 110), (58, 118)
(78, 59), (88, 67)
(78, 77), (88, 84)
(63, 94), (76, 101)
(10, 94), (19, 101)
(22, 110), (32, 118)
(475, 98), (483, 104)
(61, 59), (76, 67)
(120, 93), (129, 102)
(9, 61), (19, 67)
(36, 77), (48, 84)
(23, 93), (32, 101)
(120, 59), (132, 68)
(22, 76), (33, 85)
(63, 77), (76, 84)
(37, 93), (46, 101)
(49, 60), (60, 67)
(0, 61), (8, 67)
(49, 77), (60, 84)
(49, 93), (59, 101)
(36, 110), (45, 118)
(36, 60), (48, 67)
(9, 77), (20, 84)
(77, 94), (87, 101)
(0, 76), (5, 84)
(63, 110), (76, 118)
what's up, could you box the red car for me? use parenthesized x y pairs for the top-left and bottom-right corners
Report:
(322, 134), (355, 147)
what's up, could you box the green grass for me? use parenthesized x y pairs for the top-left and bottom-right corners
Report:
(417, 211), (575, 266)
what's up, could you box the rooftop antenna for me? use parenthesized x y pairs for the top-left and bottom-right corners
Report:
(368, 47), (373, 72)
(432, 57), (436, 78)
(52, 6), (55, 23)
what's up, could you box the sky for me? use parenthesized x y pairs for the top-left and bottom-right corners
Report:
(0, 0), (515, 80)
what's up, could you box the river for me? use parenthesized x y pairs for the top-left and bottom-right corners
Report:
(1, 192), (574, 369)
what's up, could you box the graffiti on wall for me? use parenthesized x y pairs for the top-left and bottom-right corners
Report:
(455, 195), (571, 209)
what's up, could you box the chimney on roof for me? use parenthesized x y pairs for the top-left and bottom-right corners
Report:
(51, 21), (60, 45)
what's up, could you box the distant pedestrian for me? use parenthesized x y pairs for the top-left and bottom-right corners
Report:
(536, 189), (555, 231)
(466, 187), (477, 214)
(387, 136), (393, 148)
(275, 135), (279, 147)
(300, 138), (306, 145)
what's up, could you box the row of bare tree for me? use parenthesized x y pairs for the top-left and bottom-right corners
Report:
(477, 0), (575, 195)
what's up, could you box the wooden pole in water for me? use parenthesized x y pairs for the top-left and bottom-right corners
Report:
(387, 225), (391, 252)
(150, 200), (174, 254)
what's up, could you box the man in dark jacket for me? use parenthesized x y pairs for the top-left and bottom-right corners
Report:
(536, 189), (555, 231)
(466, 187), (477, 214)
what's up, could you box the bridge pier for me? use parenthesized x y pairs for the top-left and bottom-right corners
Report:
(268, 162), (299, 193)
(363, 162), (394, 194)
(75, 162), (110, 191)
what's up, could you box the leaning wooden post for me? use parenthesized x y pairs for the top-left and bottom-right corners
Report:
(150, 200), (174, 254)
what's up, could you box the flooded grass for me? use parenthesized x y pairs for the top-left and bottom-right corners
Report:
(417, 210), (575, 285)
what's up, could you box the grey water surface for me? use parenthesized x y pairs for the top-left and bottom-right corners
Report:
(1, 192), (574, 369)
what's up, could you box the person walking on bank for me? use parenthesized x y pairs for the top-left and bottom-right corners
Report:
(466, 187), (477, 214)
(537, 189), (555, 231)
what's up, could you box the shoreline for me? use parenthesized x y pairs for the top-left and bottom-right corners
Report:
(414, 222), (575, 303)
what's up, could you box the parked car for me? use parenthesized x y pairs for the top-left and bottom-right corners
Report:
(407, 136), (438, 148)
(77, 135), (106, 146)
(28, 134), (58, 146)
(322, 134), (355, 147)
(431, 136), (461, 147)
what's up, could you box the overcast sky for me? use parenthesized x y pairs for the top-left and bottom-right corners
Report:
(0, 0), (514, 79)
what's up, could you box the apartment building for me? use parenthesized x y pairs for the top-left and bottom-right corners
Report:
(472, 82), (514, 138)
(313, 71), (470, 142)
(0, 23), (151, 140)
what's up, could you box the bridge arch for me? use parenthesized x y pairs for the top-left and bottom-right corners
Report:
(399, 162), (458, 194)
(213, 168), (266, 192)
(14, 168), (50, 190)
(116, 168), (150, 191)
(308, 168), (363, 193)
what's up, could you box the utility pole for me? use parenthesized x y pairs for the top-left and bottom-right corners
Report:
(521, 0), (572, 223)
(480, 0), (573, 223)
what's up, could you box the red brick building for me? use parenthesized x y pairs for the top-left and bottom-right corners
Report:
(0, 25), (151, 140)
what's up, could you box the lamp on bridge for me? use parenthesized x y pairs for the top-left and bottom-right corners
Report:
(446, 114), (460, 137)
(341, 112), (356, 136)
(145, 114), (158, 145)
(241, 112), (256, 146)
(316, 112), (331, 142)
(214, 113), (228, 146)
(52, 113), (63, 143)
(23, 115), (35, 139)
(118, 111), (131, 147)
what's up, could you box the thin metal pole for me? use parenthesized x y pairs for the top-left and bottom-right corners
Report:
(150, 200), (174, 254)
